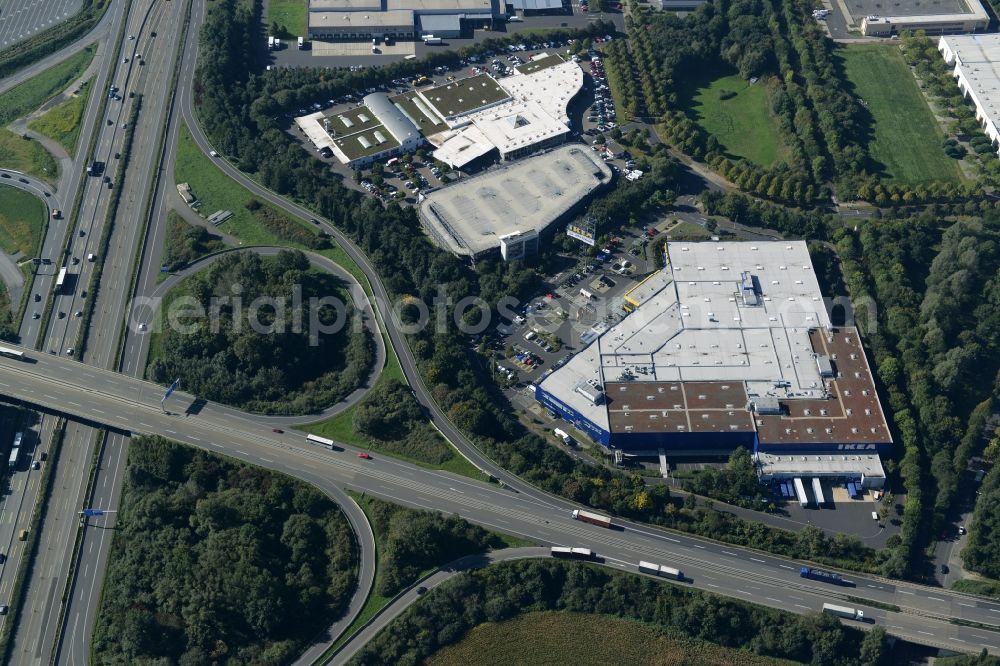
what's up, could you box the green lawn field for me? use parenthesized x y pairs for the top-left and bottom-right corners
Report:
(0, 184), (46, 256)
(28, 79), (92, 154)
(839, 44), (962, 184)
(682, 72), (788, 167)
(427, 611), (800, 666)
(268, 0), (307, 38)
(0, 46), (95, 127)
(0, 129), (58, 184)
(174, 122), (316, 245)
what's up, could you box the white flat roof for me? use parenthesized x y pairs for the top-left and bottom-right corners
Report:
(501, 59), (583, 126)
(295, 111), (335, 151)
(311, 0), (491, 11)
(941, 34), (1000, 125)
(419, 144), (612, 256)
(310, 9), (414, 27)
(756, 452), (886, 479)
(538, 241), (835, 427)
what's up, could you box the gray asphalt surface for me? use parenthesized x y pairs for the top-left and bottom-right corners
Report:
(0, 0), (83, 50)
(0, 349), (994, 654)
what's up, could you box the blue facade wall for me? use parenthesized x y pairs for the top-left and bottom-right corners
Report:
(756, 441), (891, 455)
(534, 385), (610, 446)
(610, 429), (756, 452)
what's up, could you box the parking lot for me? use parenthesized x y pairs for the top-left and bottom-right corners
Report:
(490, 230), (662, 387)
(0, 0), (82, 49)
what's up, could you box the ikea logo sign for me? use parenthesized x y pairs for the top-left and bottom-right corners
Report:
(837, 444), (876, 451)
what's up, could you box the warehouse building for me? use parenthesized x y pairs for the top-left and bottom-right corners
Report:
(296, 92), (423, 167)
(534, 241), (892, 484)
(858, 0), (988, 36)
(939, 34), (1000, 154)
(307, 0), (496, 42)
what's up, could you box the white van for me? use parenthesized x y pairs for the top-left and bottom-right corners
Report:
(580, 289), (594, 300)
(513, 315), (526, 325)
(871, 511), (879, 521)
(524, 330), (537, 341)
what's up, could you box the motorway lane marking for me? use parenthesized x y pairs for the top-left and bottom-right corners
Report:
(189, 436), (200, 441)
(990, 609), (1000, 614)
(165, 430), (177, 435)
(927, 596), (945, 602)
(750, 557), (765, 563)
(899, 590), (914, 595)
(43, 394), (57, 400)
(260, 458), (274, 464)
(722, 551), (737, 556)
(779, 564), (793, 570)
(917, 631), (934, 636)
(68, 401), (80, 407)
(736, 590), (752, 596)
(449, 487), (465, 494)
(866, 584), (878, 589)
(693, 544), (705, 549)
(91, 409), (105, 414)
(795, 604), (809, 610)
(705, 583), (719, 588)
(663, 536), (679, 543)
(235, 450), (248, 456)
(766, 597), (781, 603)
(958, 602), (974, 607)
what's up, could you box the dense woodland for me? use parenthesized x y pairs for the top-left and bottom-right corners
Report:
(148, 250), (374, 415)
(350, 559), (889, 666)
(92, 437), (358, 665)
(352, 378), (453, 464)
(362, 497), (507, 596)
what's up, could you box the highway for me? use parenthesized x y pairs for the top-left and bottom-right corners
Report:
(0, 348), (996, 653)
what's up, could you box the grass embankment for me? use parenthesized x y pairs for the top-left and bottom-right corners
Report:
(0, 46), (95, 127)
(953, 578), (1000, 599)
(0, 184), (46, 256)
(426, 611), (801, 666)
(680, 72), (788, 167)
(268, 0), (308, 38)
(0, 129), (58, 184)
(838, 44), (962, 185)
(28, 79), (92, 154)
(174, 122), (319, 245)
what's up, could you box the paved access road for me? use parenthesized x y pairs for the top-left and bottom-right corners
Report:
(0, 349), (995, 654)
(0, 0), (82, 51)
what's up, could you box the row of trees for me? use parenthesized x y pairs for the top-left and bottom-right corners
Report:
(350, 559), (890, 666)
(92, 437), (358, 665)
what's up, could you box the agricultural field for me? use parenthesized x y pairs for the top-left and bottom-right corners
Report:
(268, 0), (307, 38)
(838, 44), (962, 184)
(681, 72), (789, 167)
(28, 79), (92, 154)
(0, 129), (58, 184)
(426, 611), (800, 666)
(0, 46), (95, 127)
(0, 184), (46, 256)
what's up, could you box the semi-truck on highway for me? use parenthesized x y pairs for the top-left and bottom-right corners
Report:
(822, 603), (864, 621)
(638, 560), (683, 580)
(800, 566), (852, 586)
(572, 509), (612, 528)
(551, 547), (594, 559)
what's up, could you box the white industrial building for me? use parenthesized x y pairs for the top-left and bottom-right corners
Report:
(534, 241), (893, 484)
(296, 92), (423, 167)
(860, 0), (988, 36)
(430, 58), (584, 168)
(418, 144), (611, 258)
(307, 0), (496, 41)
(939, 34), (1000, 154)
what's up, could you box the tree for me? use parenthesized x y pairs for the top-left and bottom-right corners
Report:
(859, 625), (889, 666)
